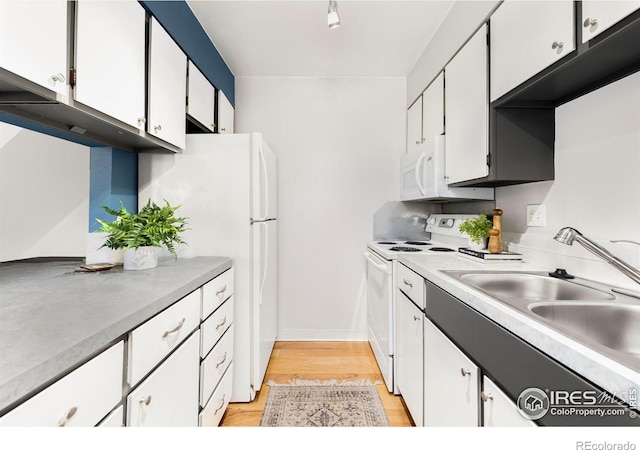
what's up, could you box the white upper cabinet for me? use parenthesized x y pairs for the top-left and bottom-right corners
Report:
(216, 90), (235, 134)
(581, 1), (640, 43)
(74, 1), (146, 130)
(187, 61), (215, 132)
(490, 1), (575, 102)
(421, 72), (444, 143)
(445, 24), (489, 185)
(148, 17), (187, 149)
(406, 96), (422, 153)
(0, 1), (68, 96)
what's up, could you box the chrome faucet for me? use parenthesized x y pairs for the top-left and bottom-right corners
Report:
(554, 227), (640, 286)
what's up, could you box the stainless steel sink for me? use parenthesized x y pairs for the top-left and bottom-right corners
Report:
(446, 271), (616, 305)
(528, 303), (640, 359)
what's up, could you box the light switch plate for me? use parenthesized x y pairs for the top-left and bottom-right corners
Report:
(527, 204), (546, 227)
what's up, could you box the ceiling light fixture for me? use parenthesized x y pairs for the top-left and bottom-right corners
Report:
(328, 1), (340, 29)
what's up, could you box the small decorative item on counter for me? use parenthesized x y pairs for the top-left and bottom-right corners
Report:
(95, 199), (189, 270)
(458, 214), (493, 250)
(491, 208), (504, 252)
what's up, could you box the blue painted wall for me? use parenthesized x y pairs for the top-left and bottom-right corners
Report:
(140, 0), (235, 106)
(88, 148), (138, 232)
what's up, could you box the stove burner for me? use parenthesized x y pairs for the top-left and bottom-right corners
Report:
(429, 247), (455, 252)
(405, 241), (431, 246)
(376, 241), (398, 245)
(389, 246), (423, 252)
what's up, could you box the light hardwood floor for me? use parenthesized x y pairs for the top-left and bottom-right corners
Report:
(220, 341), (414, 427)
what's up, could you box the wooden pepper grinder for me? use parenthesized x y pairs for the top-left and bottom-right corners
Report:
(489, 208), (504, 254)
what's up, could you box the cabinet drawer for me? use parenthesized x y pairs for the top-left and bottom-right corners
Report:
(128, 289), (200, 386)
(202, 268), (234, 319)
(0, 341), (123, 427)
(200, 326), (234, 407)
(201, 298), (234, 357)
(199, 363), (233, 427)
(397, 264), (424, 308)
(98, 405), (123, 427)
(127, 331), (200, 427)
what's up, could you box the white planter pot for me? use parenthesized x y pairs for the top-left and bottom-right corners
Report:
(123, 246), (160, 271)
(468, 237), (488, 251)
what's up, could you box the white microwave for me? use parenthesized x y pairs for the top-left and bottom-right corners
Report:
(400, 135), (494, 202)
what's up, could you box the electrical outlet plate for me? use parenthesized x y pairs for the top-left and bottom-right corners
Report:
(527, 204), (546, 227)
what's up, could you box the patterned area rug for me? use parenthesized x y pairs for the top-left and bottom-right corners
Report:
(260, 380), (389, 427)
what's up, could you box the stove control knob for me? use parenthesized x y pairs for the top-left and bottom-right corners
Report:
(427, 217), (437, 225)
(445, 219), (455, 227)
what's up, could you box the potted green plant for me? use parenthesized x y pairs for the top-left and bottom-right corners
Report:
(458, 214), (493, 250)
(95, 199), (189, 270)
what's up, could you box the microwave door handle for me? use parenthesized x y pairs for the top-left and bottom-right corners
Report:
(415, 152), (427, 196)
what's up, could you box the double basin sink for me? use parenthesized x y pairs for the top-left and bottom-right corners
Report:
(442, 270), (640, 371)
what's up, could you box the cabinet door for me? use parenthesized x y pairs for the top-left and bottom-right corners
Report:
(396, 292), (424, 426)
(406, 96), (422, 154)
(0, 1), (67, 96)
(187, 61), (215, 132)
(74, 1), (146, 130)
(422, 72), (444, 142)
(216, 90), (235, 134)
(424, 318), (479, 426)
(482, 376), (537, 427)
(127, 331), (200, 427)
(581, 1), (640, 43)
(490, 1), (575, 102)
(445, 25), (488, 185)
(148, 17), (187, 149)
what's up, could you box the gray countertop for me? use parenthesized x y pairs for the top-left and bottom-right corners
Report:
(398, 253), (640, 402)
(0, 256), (232, 413)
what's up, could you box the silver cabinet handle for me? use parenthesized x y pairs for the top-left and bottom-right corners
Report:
(57, 406), (77, 427)
(215, 285), (227, 297)
(415, 140), (421, 144)
(413, 315), (421, 321)
(220, 127), (226, 132)
(215, 316), (228, 331)
(583, 17), (598, 28)
(162, 317), (186, 338)
(215, 352), (228, 368)
(481, 392), (493, 402)
(403, 279), (413, 288)
(139, 395), (152, 406)
(551, 41), (564, 51)
(154, 125), (162, 132)
(51, 73), (65, 83)
(214, 394), (226, 414)
(460, 368), (472, 377)
(137, 117), (146, 126)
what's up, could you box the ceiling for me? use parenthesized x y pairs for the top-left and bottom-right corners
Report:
(186, 0), (455, 77)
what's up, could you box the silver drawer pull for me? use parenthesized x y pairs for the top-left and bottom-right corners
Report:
(215, 285), (228, 297)
(583, 17), (598, 28)
(215, 352), (228, 368)
(162, 317), (186, 338)
(139, 395), (152, 406)
(551, 41), (564, 51)
(413, 315), (421, 321)
(403, 279), (413, 288)
(214, 394), (226, 414)
(460, 368), (472, 377)
(481, 392), (493, 402)
(57, 406), (78, 427)
(215, 316), (228, 331)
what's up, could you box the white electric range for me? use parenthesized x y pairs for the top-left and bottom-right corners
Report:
(364, 214), (480, 393)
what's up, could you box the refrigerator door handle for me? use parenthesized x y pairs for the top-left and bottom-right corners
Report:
(257, 147), (269, 222)
(257, 221), (268, 304)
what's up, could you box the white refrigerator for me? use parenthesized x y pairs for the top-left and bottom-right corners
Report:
(138, 132), (277, 403)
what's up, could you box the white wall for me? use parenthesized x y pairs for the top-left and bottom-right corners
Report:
(0, 123), (89, 261)
(497, 71), (640, 289)
(235, 77), (406, 340)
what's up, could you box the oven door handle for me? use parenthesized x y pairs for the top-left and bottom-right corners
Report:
(364, 251), (392, 274)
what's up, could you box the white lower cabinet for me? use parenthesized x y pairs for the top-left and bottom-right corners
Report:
(200, 363), (233, 427)
(200, 326), (234, 407)
(0, 342), (123, 426)
(127, 330), (200, 427)
(482, 376), (537, 427)
(423, 318), (479, 426)
(396, 291), (424, 426)
(98, 406), (124, 427)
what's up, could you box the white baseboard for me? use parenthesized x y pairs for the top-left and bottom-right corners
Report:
(277, 329), (368, 341)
